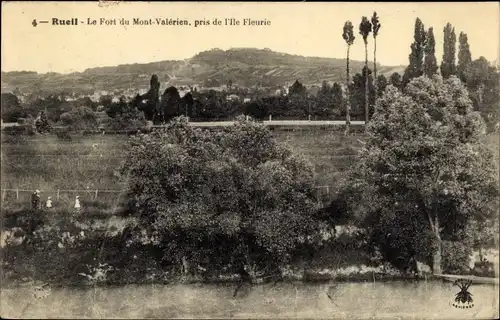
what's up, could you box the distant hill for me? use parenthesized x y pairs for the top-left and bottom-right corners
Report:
(1, 48), (405, 94)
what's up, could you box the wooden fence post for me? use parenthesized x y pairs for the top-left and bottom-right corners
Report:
(95, 189), (98, 200)
(57, 189), (60, 201)
(16, 188), (19, 200)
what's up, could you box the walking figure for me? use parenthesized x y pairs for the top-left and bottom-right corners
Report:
(31, 190), (41, 210)
(74, 195), (81, 212)
(45, 196), (53, 209)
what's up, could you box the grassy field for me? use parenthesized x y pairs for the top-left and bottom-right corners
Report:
(0, 126), (365, 207)
(1, 126), (497, 208)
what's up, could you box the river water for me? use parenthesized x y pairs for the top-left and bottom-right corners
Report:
(1, 281), (498, 319)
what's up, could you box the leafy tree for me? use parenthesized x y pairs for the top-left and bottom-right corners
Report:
(160, 86), (182, 122)
(332, 83), (344, 116)
(457, 32), (472, 82)
(75, 97), (98, 111)
(289, 80), (307, 97)
(389, 72), (403, 90)
(105, 96), (129, 118)
(134, 74), (160, 122)
(350, 68), (376, 120)
(403, 18), (427, 86)
(1, 93), (23, 122)
(464, 57), (500, 131)
(376, 74), (388, 97)
(99, 95), (113, 111)
(26, 95), (68, 123)
(345, 75), (498, 274)
(317, 81), (335, 118)
(181, 92), (195, 118)
(59, 106), (98, 131)
(441, 23), (457, 79)
(264, 96), (290, 120)
(342, 21), (356, 133)
(105, 97), (147, 131)
(424, 27), (438, 77)
(359, 16), (373, 123)
(198, 90), (229, 120)
(245, 99), (269, 120)
(120, 117), (320, 277)
(318, 81), (332, 97)
(371, 12), (382, 94)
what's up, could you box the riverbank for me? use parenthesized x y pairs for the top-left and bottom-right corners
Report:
(2, 280), (499, 319)
(3, 261), (497, 290)
(2, 210), (498, 290)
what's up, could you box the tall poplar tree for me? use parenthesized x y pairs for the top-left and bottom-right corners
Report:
(424, 27), (438, 77)
(359, 16), (372, 124)
(403, 18), (427, 86)
(457, 32), (472, 82)
(441, 23), (457, 79)
(342, 21), (355, 135)
(371, 12), (381, 95)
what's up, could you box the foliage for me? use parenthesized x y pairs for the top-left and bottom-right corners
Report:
(463, 57), (500, 132)
(105, 96), (127, 118)
(160, 86), (182, 122)
(120, 116), (321, 275)
(376, 74), (388, 98)
(424, 27), (438, 78)
(343, 20), (356, 130)
(371, 12), (381, 38)
(343, 75), (499, 273)
(99, 95), (113, 111)
(403, 18), (427, 86)
(441, 23), (457, 79)
(358, 17), (372, 45)
(289, 80), (307, 96)
(342, 21), (356, 46)
(457, 32), (472, 82)
(349, 68), (376, 120)
(371, 11), (381, 95)
(389, 72), (403, 90)
(359, 16), (372, 122)
(442, 239), (473, 274)
(105, 96), (147, 131)
(59, 106), (98, 131)
(1, 93), (24, 122)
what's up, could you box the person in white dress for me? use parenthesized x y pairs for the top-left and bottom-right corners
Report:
(46, 196), (52, 209)
(74, 195), (81, 212)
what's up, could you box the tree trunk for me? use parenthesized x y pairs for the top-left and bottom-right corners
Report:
(432, 240), (442, 275)
(432, 216), (442, 275)
(373, 38), (378, 97)
(364, 43), (369, 125)
(345, 46), (351, 136)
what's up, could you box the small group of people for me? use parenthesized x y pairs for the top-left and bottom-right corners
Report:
(30, 190), (81, 211)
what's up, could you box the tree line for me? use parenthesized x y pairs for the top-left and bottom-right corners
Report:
(1, 14), (498, 134)
(340, 13), (499, 133)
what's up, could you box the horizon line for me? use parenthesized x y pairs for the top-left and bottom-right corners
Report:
(0, 46), (406, 75)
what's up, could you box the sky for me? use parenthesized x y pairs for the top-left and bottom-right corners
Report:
(2, 2), (499, 74)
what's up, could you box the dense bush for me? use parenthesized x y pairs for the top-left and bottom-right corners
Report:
(120, 116), (321, 279)
(59, 106), (98, 131)
(442, 240), (473, 274)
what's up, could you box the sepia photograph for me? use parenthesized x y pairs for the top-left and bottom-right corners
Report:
(1, 1), (499, 319)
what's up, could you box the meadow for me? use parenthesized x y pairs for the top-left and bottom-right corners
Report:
(0, 125), (367, 208)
